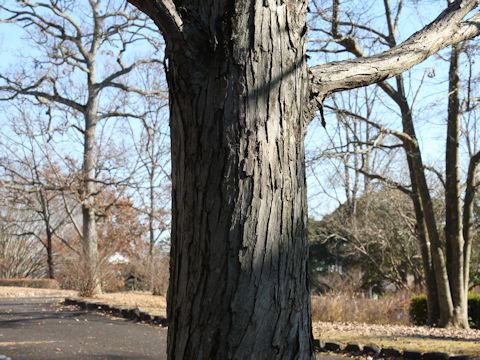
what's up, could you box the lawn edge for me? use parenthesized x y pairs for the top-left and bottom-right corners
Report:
(313, 338), (477, 359)
(63, 297), (168, 327)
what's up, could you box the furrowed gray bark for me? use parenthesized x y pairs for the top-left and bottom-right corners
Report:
(130, 1), (313, 359)
(169, 5), (311, 360)
(126, 0), (480, 356)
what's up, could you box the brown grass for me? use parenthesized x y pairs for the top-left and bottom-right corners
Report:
(0, 286), (76, 298)
(86, 291), (167, 316)
(0, 278), (60, 289)
(311, 292), (411, 325)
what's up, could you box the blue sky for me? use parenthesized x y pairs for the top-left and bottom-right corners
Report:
(304, 0), (477, 218)
(1, 1), (476, 220)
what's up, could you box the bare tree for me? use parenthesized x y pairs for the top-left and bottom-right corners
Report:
(310, 0), (480, 328)
(309, 188), (423, 293)
(0, 206), (47, 279)
(0, 108), (76, 279)
(126, 63), (171, 294)
(306, 88), (420, 293)
(0, 0), (162, 295)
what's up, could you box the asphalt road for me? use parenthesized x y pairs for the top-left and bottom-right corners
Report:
(0, 297), (167, 360)
(0, 296), (350, 360)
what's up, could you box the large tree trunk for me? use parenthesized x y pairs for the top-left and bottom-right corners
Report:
(128, 0), (480, 354)
(165, 2), (313, 359)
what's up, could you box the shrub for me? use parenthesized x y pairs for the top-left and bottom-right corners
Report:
(124, 253), (170, 295)
(468, 293), (480, 329)
(0, 278), (60, 289)
(409, 293), (480, 328)
(409, 294), (428, 326)
(55, 252), (125, 293)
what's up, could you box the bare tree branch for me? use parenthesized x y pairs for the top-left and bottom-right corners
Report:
(324, 104), (417, 146)
(424, 165), (447, 190)
(96, 58), (163, 90)
(355, 167), (412, 196)
(310, 0), (480, 103)
(0, 74), (86, 113)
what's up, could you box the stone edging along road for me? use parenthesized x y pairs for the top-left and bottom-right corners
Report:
(63, 297), (168, 327)
(313, 339), (478, 360)
(64, 298), (478, 360)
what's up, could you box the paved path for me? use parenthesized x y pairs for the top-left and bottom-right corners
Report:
(0, 297), (167, 360)
(0, 296), (350, 360)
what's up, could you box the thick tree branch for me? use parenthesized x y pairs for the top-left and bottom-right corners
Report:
(101, 81), (164, 96)
(96, 58), (162, 90)
(310, 0), (480, 103)
(0, 179), (66, 193)
(127, 0), (183, 41)
(0, 74), (86, 113)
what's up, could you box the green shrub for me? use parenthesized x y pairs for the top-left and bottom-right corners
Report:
(0, 278), (59, 289)
(409, 294), (428, 326)
(409, 293), (480, 328)
(468, 293), (480, 329)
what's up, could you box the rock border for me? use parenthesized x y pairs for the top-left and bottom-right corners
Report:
(313, 339), (479, 359)
(63, 297), (168, 327)
(63, 299), (479, 360)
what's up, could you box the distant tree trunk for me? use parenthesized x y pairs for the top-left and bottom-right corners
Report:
(0, 0), (167, 296)
(317, 0), (456, 325)
(164, 3), (313, 359)
(81, 105), (101, 296)
(463, 149), (480, 295)
(445, 43), (469, 328)
(149, 167), (156, 294)
(46, 227), (55, 279)
(400, 99), (454, 327)
(38, 191), (55, 280)
(80, 28), (102, 296)
(384, 75), (441, 325)
(410, 185), (440, 325)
